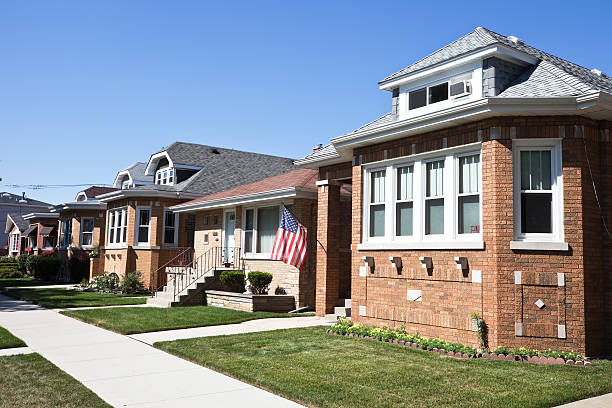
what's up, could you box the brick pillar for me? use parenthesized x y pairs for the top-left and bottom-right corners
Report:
(316, 180), (342, 316)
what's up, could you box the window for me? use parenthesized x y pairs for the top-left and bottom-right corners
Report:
(396, 166), (414, 236)
(458, 155), (480, 234)
(362, 146), (482, 248)
(369, 170), (386, 237)
(107, 208), (127, 245)
(204, 216), (209, 226)
(243, 205), (283, 255)
(244, 209), (254, 253)
(137, 209), (151, 244)
(81, 217), (94, 247)
(513, 141), (562, 243)
(163, 211), (177, 245)
(155, 168), (174, 185)
(257, 206), (279, 253)
(10, 233), (19, 252)
(122, 180), (130, 189)
(409, 88), (427, 110)
(425, 160), (444, 235)
(60, 218), (72, 247)
(450, 79), (472, 97)
(213, 215), (218, 225)
(429, 82), (448, 104)
(204, 233), (209, 244)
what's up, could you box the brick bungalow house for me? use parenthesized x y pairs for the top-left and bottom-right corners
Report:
(168, 168), (323, 309)
(5, 212), (29, 257)
(20, 212), (60, 255)
(1, 192), (51, 252)
(50, 186), (117, 281)
(97, 142), (296, 290)
(296, 27), (612, 356)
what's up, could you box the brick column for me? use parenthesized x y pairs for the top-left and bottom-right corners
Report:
(316, 180), (342, 316)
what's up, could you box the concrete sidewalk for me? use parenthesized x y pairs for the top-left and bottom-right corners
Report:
(555, 393), (612, 407)
(130, 316), (330, 345)
(0, 294), (302, 408)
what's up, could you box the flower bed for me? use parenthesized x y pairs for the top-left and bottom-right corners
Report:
(327, 318), (590, 366)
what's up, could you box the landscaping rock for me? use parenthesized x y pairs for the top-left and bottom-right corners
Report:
(554, 358), (565, 365)
(575, 360), (584, 366)
(584, 361), (592, 367)
(547, 357), (557, 364)
(565, 360), (575, 365)
(482, 352), (489, 358)
(447, 351), (455, 357)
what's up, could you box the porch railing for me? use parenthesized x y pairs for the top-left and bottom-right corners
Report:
(164, 246), (243, 302)
(151, 247), (195, 292)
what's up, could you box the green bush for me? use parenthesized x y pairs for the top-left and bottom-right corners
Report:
(17, 254), (28, 272)
(25, 255), (39, 274)
(120, 271), (145, 294)
(89, 274), (119, 292)
(34, 256), (61, 281)
(248, 271), (273, 295)
(0, 258), (23, 278)
(219, 270), (245, 292)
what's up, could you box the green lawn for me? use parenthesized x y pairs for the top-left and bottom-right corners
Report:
(0, 353), (110, 408)
(62, 306), (313, 334)
(0, 277), (54, 288)
(156, 327), (612, 408)
(4, 288), (147, 308)
(0, 326), (26, 349)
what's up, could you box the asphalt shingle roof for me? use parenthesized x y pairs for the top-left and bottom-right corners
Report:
(0, 192), (51, 207)
(6, 212), (28, 232)
(297, 144), (339, 163)
(81, 186), (118, 199)
(123, 162), (153, 184)
(130, 142), (298, 196)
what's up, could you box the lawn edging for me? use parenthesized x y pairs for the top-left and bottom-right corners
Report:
(327, 318), (591, 367)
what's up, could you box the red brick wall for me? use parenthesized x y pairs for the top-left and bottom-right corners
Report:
(319, 116), (611, 356)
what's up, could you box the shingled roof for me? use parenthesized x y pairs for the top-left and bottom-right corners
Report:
(380, 27), (612, 94)
(5, 212), (28, 233)
(79, 186), (118, 199)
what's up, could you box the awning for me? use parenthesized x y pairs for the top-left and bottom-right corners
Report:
(39, 225), (57, 237)
(22, 224), (38, 236)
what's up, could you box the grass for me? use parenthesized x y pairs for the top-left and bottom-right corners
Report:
(0, 353), (110, 408)
(62, 306), (314, 334)
(0, 326), (26, 349)
(4, 288), (147, 308)
(156, 326), (612, 408)
(0, 277), (54, 288)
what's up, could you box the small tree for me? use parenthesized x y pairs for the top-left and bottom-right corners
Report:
(121, 271), (145, 294)
(247, 271), (273, 295)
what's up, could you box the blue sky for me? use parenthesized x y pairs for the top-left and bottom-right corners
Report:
(1, 1), (611, 204)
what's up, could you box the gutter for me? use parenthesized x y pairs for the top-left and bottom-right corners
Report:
(97, 189), (202, 203)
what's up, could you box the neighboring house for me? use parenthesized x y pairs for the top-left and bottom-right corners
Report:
(0, 192), (51, 249)
(97, 142), (297, 290)
(296, 27), (612, 357)
(169, 168), (324, 309)
(50, 186), (118, 281)
(5, 212), (29, 256)
(21, 212), (60, 254)
(112, 162), (154, 189)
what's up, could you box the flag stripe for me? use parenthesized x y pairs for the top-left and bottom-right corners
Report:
(270, 206), (308, 270)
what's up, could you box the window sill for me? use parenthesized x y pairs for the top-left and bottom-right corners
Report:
(243, 253), (273, 260)
(510, 241), (569, 251)
(133, 245), (161, 250)
(357, 241), (484, 251)
(105, 244), (128, 250)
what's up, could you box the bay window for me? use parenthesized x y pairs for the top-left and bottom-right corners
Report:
(60, 218), (72, 247)
(81, 217), (94, 247)
(137, 209), (151, 244)
(361, 144), (482, 249)
(512, 140), (563, 246)
(10, 233), (19, 252)
(107, 208), (127, 245)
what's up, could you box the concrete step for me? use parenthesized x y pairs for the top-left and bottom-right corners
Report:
(335, 298), (351, 308)
(324, 314), (339, 322)
(334, 307), (351, 317)
(154, 291), (176, 301)
(146, 297), (172, 308)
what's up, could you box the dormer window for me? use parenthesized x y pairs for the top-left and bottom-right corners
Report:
(408, 75), (472, 111)
(155, 168), (174, 185)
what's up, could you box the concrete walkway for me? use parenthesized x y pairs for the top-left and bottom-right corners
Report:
(0, 346), (33, 356)
(130, 316), (330, 345)
(0, 294), (303, 408)
(555, 393), (612, 407)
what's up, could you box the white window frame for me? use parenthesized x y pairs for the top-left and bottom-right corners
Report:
(155, 167), (174, 185)
(60, 218), (72, 248)
(80, 217), (95, 249)
(366, 167), (388, 242)
(135, 206), (152, 246)
(107, 207), (127, 247)
(511, 139), (564, 248)
(242, 202), (289, 259)
(10, 233), (19, 252)
(360, 143), (483, 250)
(162, 210), (179, 247)
(454, 151), (483, 239)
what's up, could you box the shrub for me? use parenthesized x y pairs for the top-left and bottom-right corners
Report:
(121, 271), (145, 294)
(68, 254), (89, 283)
(25, 255), (39, 274)
(89, 273), (119, 292)
(34, 256), (61, 281)
(248, 271), (273, 295)
(219, 270), (245, 292)
(0, 258), (22, 278)
(17, 254), (28, 272)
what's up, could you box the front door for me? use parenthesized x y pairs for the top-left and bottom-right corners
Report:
(223, 211), (236, 263)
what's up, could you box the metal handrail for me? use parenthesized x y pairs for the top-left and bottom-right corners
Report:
(168, 246), (243, 302)
(151, 247), (195, 293)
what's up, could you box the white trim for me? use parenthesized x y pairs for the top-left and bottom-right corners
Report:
(241, 203), (289, 258)
(23, 213), (59, 220)
(161, 209), (179, 247)
(113, 170), (133, 189)
(509, 241), (568, 251)
(79, 216), (95, 249)
(50, 201), (106, 212)
(357, 241), (484, 250)
(145, 151), (174, 176)
(97, 189), (201, 202)
(170, 187), (316, 213)
(173, 164), (203, 171)
(107, 207), (127, 246)
(135, 206), (152, 246)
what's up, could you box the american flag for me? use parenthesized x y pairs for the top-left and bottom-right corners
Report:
(271, 206), (307, 269)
